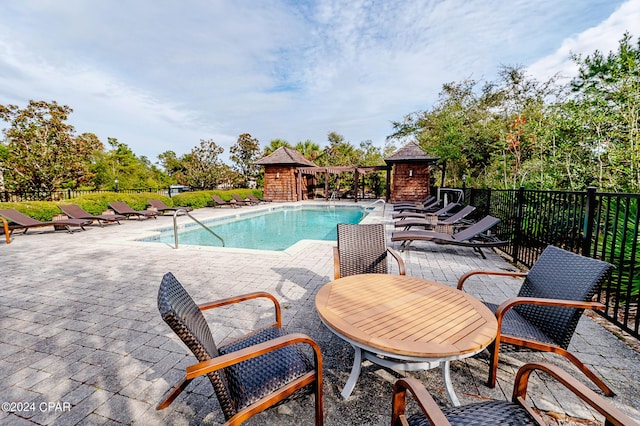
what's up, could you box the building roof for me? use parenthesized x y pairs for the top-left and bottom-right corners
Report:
(254, 146), (317, 167)
(384, 142), (439, 164)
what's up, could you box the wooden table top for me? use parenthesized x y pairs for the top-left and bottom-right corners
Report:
(315, 274), (497, 358)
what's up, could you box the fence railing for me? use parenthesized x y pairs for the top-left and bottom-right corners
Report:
(465, 186), (639, 339)
(0, 188), (168, 202)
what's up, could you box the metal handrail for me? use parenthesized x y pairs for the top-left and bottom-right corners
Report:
(172, 209), (224, 249)
(364, 198), (386, 213)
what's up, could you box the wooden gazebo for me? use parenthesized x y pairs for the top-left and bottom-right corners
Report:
(255, 147), (317, 202)
(385, 142), (439, 203)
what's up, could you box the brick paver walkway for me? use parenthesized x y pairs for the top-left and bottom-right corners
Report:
(1, 201), (638, 425)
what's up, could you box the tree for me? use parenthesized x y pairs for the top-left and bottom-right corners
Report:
(317, 132), (359, 166)
(295, 140), (322, 162)
(262, 138), (291, 156)
(230, 133), (261, 186)
(0, 100), (104, 195)
(181, 139), (224, 189)
(569, 32), (640, 191)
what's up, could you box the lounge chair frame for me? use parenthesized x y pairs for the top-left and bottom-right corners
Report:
(59, 204), (125, 227)
(108, 202), (158, 220)
(147, 199), (193, 215)
(0, 208), (91, 234)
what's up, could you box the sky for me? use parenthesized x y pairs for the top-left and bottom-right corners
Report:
(1, 0), (639, 164)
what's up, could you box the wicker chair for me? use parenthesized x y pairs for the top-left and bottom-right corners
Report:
(156, 272), (324, 425)
(391, 362), (635, 426)
(457, 245), (615, 396)
(334, 223), (405, 280)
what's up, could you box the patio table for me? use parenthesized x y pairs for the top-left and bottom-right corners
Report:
(315, 273), (497, 405)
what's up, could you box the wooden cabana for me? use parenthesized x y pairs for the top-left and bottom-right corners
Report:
(255, 147), (317, 202)
(385, 142), (439, 203)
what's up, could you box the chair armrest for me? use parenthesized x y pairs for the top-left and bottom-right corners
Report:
(198, 291), (281, 327)
(392, 377), (451, 426)
(333, 246), (341, 280)
(457, 270), (528, 290)
(185, 333), (322, 380)
(513, 362), (637, 426)
(495, 297), (605, 319)
(387, 247), (406, 275)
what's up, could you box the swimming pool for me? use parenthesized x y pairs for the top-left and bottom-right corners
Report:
(141, 205), (368, 250)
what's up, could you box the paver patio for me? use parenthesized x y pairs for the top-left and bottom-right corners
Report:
(1, 201), (638, 425)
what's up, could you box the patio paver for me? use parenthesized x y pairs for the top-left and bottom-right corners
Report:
(1, 201), (638, 425)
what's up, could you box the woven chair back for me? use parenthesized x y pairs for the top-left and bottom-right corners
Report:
(337, 223), (388, 277)
(157, 272), (237, 418)
(515, 246), (614, 348)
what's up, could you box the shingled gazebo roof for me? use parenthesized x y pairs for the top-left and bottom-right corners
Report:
(384, 142), (439, 164)
(255, 146), (317, 167)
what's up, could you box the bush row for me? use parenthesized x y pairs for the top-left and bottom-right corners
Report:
(0, 190), (264, 222)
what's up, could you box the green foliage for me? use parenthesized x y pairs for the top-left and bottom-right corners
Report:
(230, 133), (261, 184)
(263, 139), (291, 156)
(171, 189), (263, 209)
(0, 101), (104, 194)
(181, 139), (225, 190)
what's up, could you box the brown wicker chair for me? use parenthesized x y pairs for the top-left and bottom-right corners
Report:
(334, 223), (405, 280)
(391, 362), (635, 426)
(156, 272), (324, 425)
(59, 203), (125, 226)
(0, 208), (92, 234)
(457, 245), (616, 396)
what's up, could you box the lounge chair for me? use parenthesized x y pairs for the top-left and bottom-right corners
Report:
(211, 194), (237, 208)
(457, 245), (616, 396)
(231, 193), (252, 206)
(392, 195), (435, 209)
(157, 272), (324, 425)
(391, 215), (507, 257)
(391, 362), (633, 426)
(246, 193), (268, 204)
(392, 202), (459, 220)
(394, 205), (476, 230)
(59, 204), (125, 227)
(147, 199), (193, 216)
(334, 223), (405, 279)
(393, 198), (440, 212)
(108, 202), (158, 220)
(0, 208), (92, 234)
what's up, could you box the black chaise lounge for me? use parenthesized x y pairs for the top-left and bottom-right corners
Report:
(394, 205), (477, 230)
(391, 215), (507, 257)
(59, 204), (125, 227)
(147, 199), (193, 215)
(392, 202), (459, 220)
(457, 245), (616, 396)
(108, 202), (158, 220)
(391, 362), (633, 426)
(156, 272), (324, 425)
(0, 208), (92, 234)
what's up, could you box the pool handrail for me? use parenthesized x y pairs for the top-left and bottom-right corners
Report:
(364, 198), (386, 214)
(172, 209), (225, 249)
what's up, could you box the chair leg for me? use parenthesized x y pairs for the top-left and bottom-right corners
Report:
(487, 340), (499, 388)
(548, 346), (615, 397)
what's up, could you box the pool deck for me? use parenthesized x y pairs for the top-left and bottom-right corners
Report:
(1, 201), (639, 425)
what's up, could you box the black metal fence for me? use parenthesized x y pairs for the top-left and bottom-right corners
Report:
(0, 188), (168, 202)
(465, 186), (639, 339)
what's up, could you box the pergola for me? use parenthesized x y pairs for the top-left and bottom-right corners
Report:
(296, 166), (389, 202)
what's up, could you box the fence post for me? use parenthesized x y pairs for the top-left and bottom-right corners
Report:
(582, 186), (597, 258)
(512, 186), (525, 265)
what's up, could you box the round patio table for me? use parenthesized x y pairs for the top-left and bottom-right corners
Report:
(315, 273), (497, 405)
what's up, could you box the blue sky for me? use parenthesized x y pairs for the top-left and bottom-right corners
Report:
(1, 0), (639, 163)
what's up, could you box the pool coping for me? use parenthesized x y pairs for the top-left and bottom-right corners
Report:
(125, 200), (388, 256)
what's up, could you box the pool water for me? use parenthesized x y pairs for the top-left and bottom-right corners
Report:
(142, 206), (367, 250)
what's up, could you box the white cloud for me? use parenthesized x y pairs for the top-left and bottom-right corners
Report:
(527, 0), (640, 82)
(0, 0), (636, 163)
